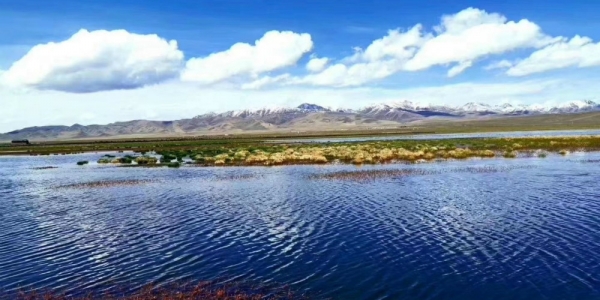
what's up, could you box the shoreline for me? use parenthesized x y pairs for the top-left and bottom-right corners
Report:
(8, 136), (600, 167)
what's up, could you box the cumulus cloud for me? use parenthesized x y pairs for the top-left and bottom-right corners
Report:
(403, 7), (554, 74)
(506, 35), (600, 76)
(257, 7), (556, 88)
(484, 59), (514, 70)
(447, 61), (473, 77)
(306, 56), (329, 72)
(355, 25), (427, 62)
(0, 29), (184, 93)
(241, 74), (291, 90)
(293, 26), (426, 87)
(0, 6), (594, 97)
(297, 59), (401, 87)
(181, 30), (313, 84)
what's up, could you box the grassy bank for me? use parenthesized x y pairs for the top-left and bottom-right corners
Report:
(38, 136), (600, 167)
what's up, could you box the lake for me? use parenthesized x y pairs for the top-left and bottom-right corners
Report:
(1, 153), (599, 299)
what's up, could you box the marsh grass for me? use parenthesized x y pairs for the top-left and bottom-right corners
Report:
(311, 165), (536, 181)
(68, 136), (600, 167)
(13, 280), (307, 300)
(57, 180), (156, 189)
(186, 136), (600, 166)
(214, 174), (262, 181)
(571, 159), (600, 163)
(135, 156), (158, 165)
(31, 166), (58, 170)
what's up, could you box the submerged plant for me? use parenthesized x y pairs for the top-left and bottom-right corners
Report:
(135, 156), (158, 165)
(97, 158), (111, 164)
(58, 179), (156, 189)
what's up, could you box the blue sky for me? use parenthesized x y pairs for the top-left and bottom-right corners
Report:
(1, 0), (600, 131)
(3, 0), (600, 63)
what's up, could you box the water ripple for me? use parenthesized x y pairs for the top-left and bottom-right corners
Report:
(0, 153), (600, 299)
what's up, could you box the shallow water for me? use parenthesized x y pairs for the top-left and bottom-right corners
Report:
(1, 153), (600, 299)
(273, 129), (600, 143)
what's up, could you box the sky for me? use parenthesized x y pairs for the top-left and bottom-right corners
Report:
(2, 0), (600, 132)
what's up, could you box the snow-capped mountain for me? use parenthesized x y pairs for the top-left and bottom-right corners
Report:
(3, 100), (599, 141)
(296, 103), (330, 112)
(358, 100), (599, 117)
(195, 100), (599, 122)
(199, 103), (332, 119)
(550, 100), (598, 113)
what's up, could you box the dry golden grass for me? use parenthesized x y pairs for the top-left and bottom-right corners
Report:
(35, 136), (600, 167)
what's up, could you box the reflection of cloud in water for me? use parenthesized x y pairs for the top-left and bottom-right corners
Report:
(2, 152), (600, 298)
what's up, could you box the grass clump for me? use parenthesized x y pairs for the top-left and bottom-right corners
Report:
(31, 166), (58, 170)
(167, 162), (181, 168)
(117, 157), (133, 164)
(135, 156), (158, 165)
(48, 136), (600, 167)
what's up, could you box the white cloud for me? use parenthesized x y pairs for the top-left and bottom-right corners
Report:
(291, 26), (426, 87)
(447, 61), (473, 77)
(506, 35), (600, 76)
(484, 59), (514, 70)
(297, 59), (401, 87)
(357, 25), (427, 62)
(181, 30), (313, 84)
(404, 7), (553, 73)
(0, 29), (184, 93)
(306, 56), (329, 72)
(241, 74), (291, 89)
(256, 7), (556, 88)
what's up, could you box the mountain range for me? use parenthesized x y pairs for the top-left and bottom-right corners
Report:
(2, 100), (599, 141)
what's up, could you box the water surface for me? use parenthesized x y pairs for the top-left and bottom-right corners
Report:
(1, 153), (599, 299)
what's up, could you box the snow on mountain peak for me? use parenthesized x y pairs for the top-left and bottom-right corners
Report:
(194, 99), (598, 119)
(296, 103), (329, 112)
(461, 102), (493, 112)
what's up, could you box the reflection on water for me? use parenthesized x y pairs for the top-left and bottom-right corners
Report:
(1, 152), (600, 299)
(273, 129), (600, 143)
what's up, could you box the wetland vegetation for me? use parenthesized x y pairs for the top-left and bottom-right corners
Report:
(36, 136), (600, 167)
(310, 165), (537, 181)
(12, 281), (305, 300)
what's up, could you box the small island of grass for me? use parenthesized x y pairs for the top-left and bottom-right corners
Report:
(64, 136), (600, 168)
